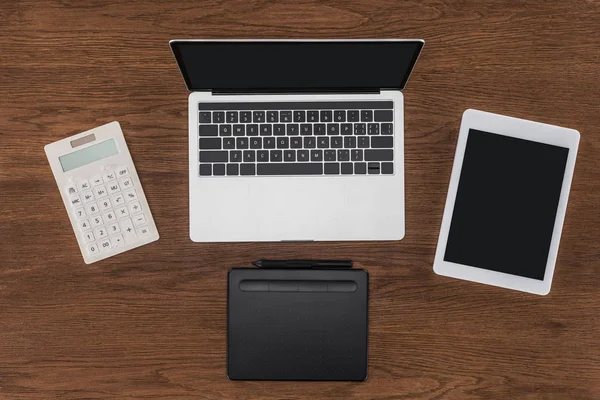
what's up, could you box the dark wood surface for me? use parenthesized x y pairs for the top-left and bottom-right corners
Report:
(1, 1), (599, 398)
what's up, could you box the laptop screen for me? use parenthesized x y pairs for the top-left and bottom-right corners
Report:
(170, 40), (423, 92)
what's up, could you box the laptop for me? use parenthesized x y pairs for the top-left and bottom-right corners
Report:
(170, 39), (424, 242)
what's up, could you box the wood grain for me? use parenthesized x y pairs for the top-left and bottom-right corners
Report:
(1, 0), (600, 398)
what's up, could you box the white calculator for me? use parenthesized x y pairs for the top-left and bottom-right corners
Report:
(45, 121), (159, 264)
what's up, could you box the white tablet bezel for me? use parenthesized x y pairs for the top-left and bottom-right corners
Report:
(433, 109), (580, 295)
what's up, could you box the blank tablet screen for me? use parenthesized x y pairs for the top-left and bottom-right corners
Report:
(444, 129), (569, 280)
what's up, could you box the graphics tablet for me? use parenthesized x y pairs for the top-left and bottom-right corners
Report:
(433, 109), (579, 295)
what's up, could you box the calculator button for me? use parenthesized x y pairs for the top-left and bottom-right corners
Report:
(119, 177), (133, 190)
(94, 185), (108, 198)
(111, 234), (125, 247)
(78, 179), (91, 191)
(69, 195), (82, 207)
(99, 198), (112, 211)
(128, 201), (142, 215)
(107, 181), (120, 195)
(103, 171), (117, 182)
(112, 194), (125, 206)
(75, 208), (87, 219)
(65, 184), (78, 195)
(124, 189), (138, 201)
(86, 202), (100, 215)
(108, 223), (120, 235)
(138, 225), (150, 237)
(84, 231), (95, 243)
(79, 219), (91, 231)
(95, 227), (108, 239)
(120, 218), (137, 243)
(99, 239), (112, 252)
(81, 190), (95, 203)
(91, 175), (103, 186)
(117, 166), (129, 177)
(116, 206), (130, 218)
(133, 214), (147, 226)
(91, 215), (104, 227)
(103, 211), (117, 223)
(87, 243), (100, 256)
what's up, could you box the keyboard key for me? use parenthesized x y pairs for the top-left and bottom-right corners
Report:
(75, 208), (87, 219)
(65, 184), (78, 195)
(112, 195), (125, 207)
(324, 163), (339, 174)
(327, 123), (339, 135)
(293, 110), (305, 122)
(120, 217), (137, 243)
(226, 111), (238, 123)
(257, 150), (269, 162)
(304, 137), (316, 148)
(311, 150), (323, 161)
(347, 110), (359, 122)
(200, 151), (228, 162)
(354, 123), (366, 135)
(284, 150), (296, 162)
(199, 112), (211, 123)
(341, 163), (353, 174)
(257, 163), (323, 175)
(250, 137), (262, 149)
(381, 123), (393, 135)
(260, 124), (272, 136)
(371, 136), (393, 148)
(129, 201), (142, 214)
(116, 167), (129, 178)
(199, 138), (221, 149)
(219, 124), (232, 136)
(119, 177), (133, 190)
(99, 238), (112, 252)
(111, 234), (125, 248)
(277, 137), (289, 149)
(331, 137), (343, 148)
(286, 124), (299, 135)
(87, 242), (100, 256)
(108, 222), (120, 234)
(307, 111), (319, 122)
(247, 124), (258, 136)
(213, 164), (226, 175)
(223, 137), (235, 149)
(325, 150), (336, 161)
(94, 185), (108, 199)
(320, 110), (332, 122)
(236, 138), (249, 149)
(95, 226), (107, 239)
(280, 111), (292, 122)
(103, 210), (116, 223)
(317, 137), (329, 148)
(227, 164), (239, 175)
(298, 150), (309, 162)
(82, 190), (95, 203)
(291, 137), (302, 148)
(270, 150), (283, 162)
(368, 162), (381, 174)
(382, 162), (394, 174)
(199, 125), (218, 136)
(199, 164), (212, 176)
(344, 137), (356, 148)
(213, 111), (225, 123)
(368, 123), (379, 135)
(240, 164), (256, 175)
(103, 171), (117, 182)
(334, 110), (346, 122)
(365, 149), (393, 161)
(80, 219), (91, 231)
(86, 202), (100, 215)
(374, 110), (394, 122)
(351, 149), (363, 161)
(138, 226), (151, 237)
(264, 137), (276, 149)
(78, 179), (91, 191)
(360, 110), (373, 122)
(124, 189), (138, 201)
(355, 162), (367, 174)
(230, 151), (242, 163)
(300, 124), (312, 135)
(267, 111), (279, 122)
(341, 123), (352, 135)
(240, 111), (252, 123)
(274, 124), (286, 136)
(358, 137), (370, 148)
(84, 231), (95, 242)
(314, 124), (326, 135)
(243, 150), (255, 162)
(337, 149), (350, 161)
(253, 111), (265, 123)
(233, 124), (245, 136)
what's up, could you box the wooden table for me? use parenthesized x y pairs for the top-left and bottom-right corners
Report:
(2, 1), (599, 398)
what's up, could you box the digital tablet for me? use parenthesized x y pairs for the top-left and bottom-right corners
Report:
(433, 109), (579, 295)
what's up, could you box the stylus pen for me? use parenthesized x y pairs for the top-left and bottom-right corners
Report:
(252, 259), (353, 269)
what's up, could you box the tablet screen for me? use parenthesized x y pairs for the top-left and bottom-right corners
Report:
(444, 129), (569, 280)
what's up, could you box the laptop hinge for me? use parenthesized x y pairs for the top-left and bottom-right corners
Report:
(211, 88), (380, 95)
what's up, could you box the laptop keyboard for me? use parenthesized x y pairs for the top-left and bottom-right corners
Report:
(197, 101), (394, 176)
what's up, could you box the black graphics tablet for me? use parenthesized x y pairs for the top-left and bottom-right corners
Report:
(227, 268), (368, 381)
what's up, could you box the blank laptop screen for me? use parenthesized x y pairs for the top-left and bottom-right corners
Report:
(170, 40), (423, 91)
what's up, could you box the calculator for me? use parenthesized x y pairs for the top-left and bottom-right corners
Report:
(45, 122), (159, 264)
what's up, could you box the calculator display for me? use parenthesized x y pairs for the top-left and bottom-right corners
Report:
(59, 139), (118, 172)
